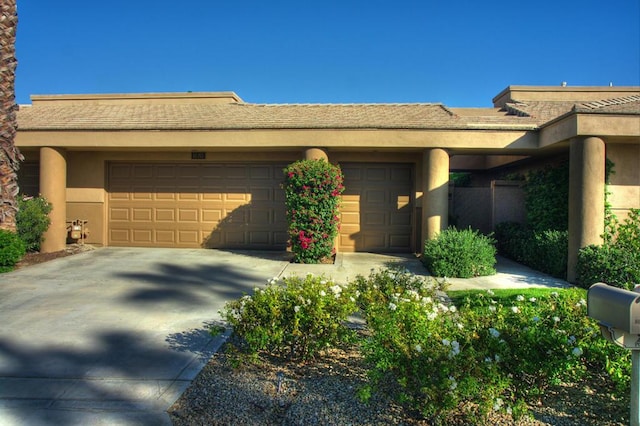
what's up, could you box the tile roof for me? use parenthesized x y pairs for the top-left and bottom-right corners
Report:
(17, 93), (637, 132)
(573, 95), (640, 114)
(504, 95), (640, 125)
(17, 102), (538, 131)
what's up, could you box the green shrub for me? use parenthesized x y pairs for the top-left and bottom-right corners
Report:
(523, 161), (569, 233)
(527, 230), (568, 278)
(576, 209), (640, 290)
(282, 160), (344, 263)
(576, 245), (640, 290)
(615, 208), (640, 251)
(16, 195), (52, 252)
(357, 271), (629, 424)
(220, 274), (357, 361)
(422, 227), (496, 278)
(495, 222), (568, 279)
(0, 230), (26, 273)
(494, 221), (530, 263)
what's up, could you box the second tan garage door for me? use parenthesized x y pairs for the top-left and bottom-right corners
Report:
(339, 163), (414, 252)
(108, 162), (288, 249)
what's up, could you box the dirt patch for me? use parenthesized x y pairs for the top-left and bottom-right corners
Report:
(14, 244), (96, 269)
(169, 336), (628, 426)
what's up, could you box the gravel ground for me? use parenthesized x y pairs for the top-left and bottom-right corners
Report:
(168, 335), (628, 426)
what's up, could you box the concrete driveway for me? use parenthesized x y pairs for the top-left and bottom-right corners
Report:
(0, 247), (291, 425)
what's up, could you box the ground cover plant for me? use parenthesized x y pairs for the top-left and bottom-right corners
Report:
(217, 268), (630, 425)
(282, 159), (344, 263)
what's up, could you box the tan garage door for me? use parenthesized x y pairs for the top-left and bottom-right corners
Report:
(339, 163), (413, 252)
(108, 162), (287, 249)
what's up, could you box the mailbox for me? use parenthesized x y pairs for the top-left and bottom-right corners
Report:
(587, 283), (640, 334)
(588, 282), (640, 426)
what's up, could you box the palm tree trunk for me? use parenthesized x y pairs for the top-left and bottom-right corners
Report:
(0, 0), (23, 232)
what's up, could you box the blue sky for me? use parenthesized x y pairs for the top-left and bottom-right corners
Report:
(15, 0), (640, 107)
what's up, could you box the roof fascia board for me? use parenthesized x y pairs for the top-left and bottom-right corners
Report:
(29, 92), (244, 105)
(540, 113), (640, 148)
(16, 128), (539, 151)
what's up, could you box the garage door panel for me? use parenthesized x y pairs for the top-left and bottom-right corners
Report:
(226, 167), (249, 179)
(132, 208), (153, 222)
(132, 191), (153, 200)
(156, 165), (177, 178)
(178, 209), (199, 222)
(249, 166), (273, 179)
(248, 209), (272, 224)
(389, 234), (411, 249)
(391, 167), (412, 181)
(202, 209), (222, 222)
(202, 191), (223, 200)
(155, 191), (176, 200)
(361, 233), (386, 250)
(110, 229), (130, 243)
(224, 231), (246, 245)
(341, 166), (363, 181)
(133, 229), (154, 244)
(225, 191), (250, 202)
(178, 192), (199, 201)
(366, 167), (387, 181)
(390, 212), (412, 226)
(132, 165), (154, 179)
(363, 212), (386, 226)
(178, 230), (199, 244)
(251, 187), (273, 202)
(202, 165), (224, 177)
(341, 211), (359, 225)
(364, 189), (386, 203)
(249, 231), (270, 245)
(156, 209), (175, 222)
(110, 208), (130, 221)
(177, 165), (200, 178)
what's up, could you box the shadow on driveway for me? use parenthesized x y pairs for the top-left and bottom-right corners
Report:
(0, 247), (288, 425)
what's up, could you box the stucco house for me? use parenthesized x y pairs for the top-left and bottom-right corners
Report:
(15, 85), (640, 281)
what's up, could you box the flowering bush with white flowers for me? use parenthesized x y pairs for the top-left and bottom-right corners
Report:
(218, 267), (630, 423)
(355, 269), (511, 422)
(356, 270), (630, 424)
(455, 289), (602, 405)
(219, 273), (357, 361)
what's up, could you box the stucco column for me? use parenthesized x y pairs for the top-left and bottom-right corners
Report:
(304, 148), (328, 161)
(422, 148), (449, 243)
(567, 136), (605, 282)
(40, 147), (67, 253)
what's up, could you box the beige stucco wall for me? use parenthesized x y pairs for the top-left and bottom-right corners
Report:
(607, 143), (640, 221)
(16, 128), (539, 151)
